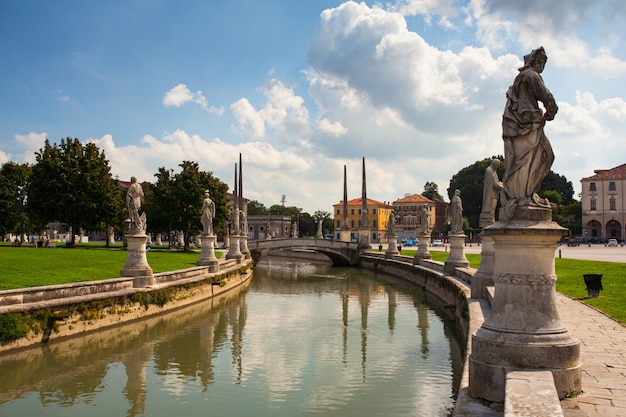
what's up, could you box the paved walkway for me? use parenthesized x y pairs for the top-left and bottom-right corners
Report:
(557, 294), (626, 416)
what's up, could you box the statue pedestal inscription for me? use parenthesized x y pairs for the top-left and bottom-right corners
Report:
(444, 233), (469, 275)
(469, 207), (581, 402)
(121, 234), (154, 288)
(197, 234), (219, 272)
(413, 232), (432, 264)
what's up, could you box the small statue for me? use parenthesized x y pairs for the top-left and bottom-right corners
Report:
(480, 159), (504, 227)
(387, 211), (395, 234)
(239, 209), (248, 237)
(450, 189), (464, 235)
(420, 205), (430, 234)
(200, 190), (215, 235)
(126, 176), (145, 232)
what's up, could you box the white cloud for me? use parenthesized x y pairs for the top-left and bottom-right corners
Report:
(162, 83), (219, 112)
(15, 132), (48, 163)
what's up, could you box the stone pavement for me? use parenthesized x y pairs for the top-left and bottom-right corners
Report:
(557, 293), (626, 416)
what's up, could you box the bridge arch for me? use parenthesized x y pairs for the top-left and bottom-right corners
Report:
(247, 238), (361, 266)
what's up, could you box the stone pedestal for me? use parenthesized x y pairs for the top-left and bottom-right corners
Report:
(386, 235), (399, 257)
(239, 234), (251, 259)
(120, 234), (154, 288)
(469, 207), (581, 402)
(226, 234), (244, 263)
(358, 229), (372, 250)
(444, 233), (469, 275)
(413, 232), (432, 264)
(197, 234), (219, 272)
(339, 229), (351, 243)
(471, 232), (495, 299)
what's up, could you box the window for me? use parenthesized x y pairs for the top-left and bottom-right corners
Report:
(358, 209), (362, 215)
(351, 220), (355, 228)
(609, 181), (616, 191)
(337, 209), (340, 215)
(590, 199), (596, 211)
(372, 220), (377, 228)
(372, 208), (377, 214)
(589, 182), (596, 192)
(358, 220), (362, 228)
(610, 197), (616, 211)
(336, 220), (340, 228)
(351, 209), (354, 215)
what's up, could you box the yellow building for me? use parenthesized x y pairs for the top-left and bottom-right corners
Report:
(332, 198), (393, 243)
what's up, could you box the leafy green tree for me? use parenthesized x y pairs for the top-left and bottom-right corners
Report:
(144, 168), (176, 245)
(422, 181), (443, 200)
(28, 138), (121, 247)
(247, 200), (269, 215)
(540, 171), (574, 205)
(313, 210), (332, 237)
(0, 162), (34, 239)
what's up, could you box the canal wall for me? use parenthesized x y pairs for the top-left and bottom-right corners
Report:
(0, 258), (254, 353)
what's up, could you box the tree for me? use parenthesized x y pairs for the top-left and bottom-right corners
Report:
(422, 181), (443, 201)
(540, 171), (574, 205)
(0, 162), (34, 239)
(28, 138), (121, 247)
(313, 210), (332, 237)
(247, 200), (269, 215)
(144, 162), (229, 250)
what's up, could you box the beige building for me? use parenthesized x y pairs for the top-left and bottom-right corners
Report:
(581, 163), (626, 241)
(392, 194), (436, 241)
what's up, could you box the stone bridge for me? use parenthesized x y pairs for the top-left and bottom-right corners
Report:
(247, 238), (362, 266)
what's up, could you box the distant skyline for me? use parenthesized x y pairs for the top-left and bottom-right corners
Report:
(2, 1), (626, 213)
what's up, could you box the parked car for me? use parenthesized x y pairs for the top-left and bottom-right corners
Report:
(431, 239), (443, 247)
(405, 238), (418, 246)
(608, 238), (618, 246)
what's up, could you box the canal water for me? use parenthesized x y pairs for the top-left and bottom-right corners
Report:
(0, 257), (464, 417)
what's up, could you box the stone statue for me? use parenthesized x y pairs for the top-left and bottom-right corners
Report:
(450, 189), (463, 235)
(292, 221), (298, 238)
(317, 220), (323, 238)
(239, 209), (247, 237)
(200, 190), (215, 235)
(231, 206), (240, 235)
(480, 159), (504, 227)
(501, 46), (557, 219)
(420, 205), (430, 234)
(126, 176), (145, 232)
(387, 211), (395, 234)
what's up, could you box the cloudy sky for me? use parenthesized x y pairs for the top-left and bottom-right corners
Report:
(1, 0), (625, 214)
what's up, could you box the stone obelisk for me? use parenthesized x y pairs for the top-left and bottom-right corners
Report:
(359, 157), (371, 250)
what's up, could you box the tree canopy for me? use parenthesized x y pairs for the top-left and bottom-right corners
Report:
(422, 181), (443, 201)
(27, 138), (122, 246)
(0, 162), (33, 238)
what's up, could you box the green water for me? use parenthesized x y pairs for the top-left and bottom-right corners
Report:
(0, 257), (464, 416)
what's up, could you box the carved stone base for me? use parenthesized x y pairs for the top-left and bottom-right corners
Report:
(120, 234), (154, 288)
(469, 207), (580, 402)
(226, 234), (244, 263)
(239, 235), (251, 259)
(471, 233), (495, 299)
(386, 235), (399, 257)
(444, 233), (469, 275)
(413, 232), (432, 264)
(197, 234), (219, 272)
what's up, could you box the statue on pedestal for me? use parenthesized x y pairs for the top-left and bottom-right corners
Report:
(450, 189), (463, 235)
(480, 159), (503, 227)
(126, 177), (145, 233)
(200, 190), (215, 236)
(501, 46), (557, 219)
(420, 205), (430, 234)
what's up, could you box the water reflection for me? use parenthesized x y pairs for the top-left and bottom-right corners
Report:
(0, 256), (463, 417)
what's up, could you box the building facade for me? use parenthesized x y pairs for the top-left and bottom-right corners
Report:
(333, 198), (393, 243)
(247, 215), (293, 239)
(391, 194), (436, 241)
(581, 163), (626, 241)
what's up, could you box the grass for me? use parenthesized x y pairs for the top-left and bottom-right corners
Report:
(0, 243), (221, 290)
(385, 247), (626, 325)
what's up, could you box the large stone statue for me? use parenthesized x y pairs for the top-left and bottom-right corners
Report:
(450, 189), (463, 235)
(480, 159), (504, 227)
(126, 176), (145, 232)
(420, 205), (430, 234)
(501, 46), (557, 219)
(230, 206), (240, 235)
(200, 190), (215, 235)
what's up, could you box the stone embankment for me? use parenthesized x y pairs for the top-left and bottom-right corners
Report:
(0, 258), (253, 353)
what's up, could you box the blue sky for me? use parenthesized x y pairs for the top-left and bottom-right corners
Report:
(2, 0), (626, 214)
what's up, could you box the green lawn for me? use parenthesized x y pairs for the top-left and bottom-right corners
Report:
(0, 243), (219, 290)
(2, 244), (624, 324)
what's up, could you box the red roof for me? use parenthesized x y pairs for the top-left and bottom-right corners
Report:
(394, 194), (433, 204)
(334, 197), (391, 207)
(582, 163), (626, 181)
